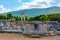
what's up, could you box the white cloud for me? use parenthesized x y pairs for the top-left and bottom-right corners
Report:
(15, 4), (31, 10)
(0, 5), (11, 13)
(18, 0), (22, 2)
(15, 0), (59, 10)
(0, 0), (59, 13)
(57, 3), (60, 7)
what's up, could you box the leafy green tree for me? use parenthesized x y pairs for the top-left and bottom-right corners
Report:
(0, 14), (7, 20)
(25, 16), (29, 21)
(7, 13), (13, 19)
(40, 16), (48, 21)
(14, 16), (21, 21)
(29, 17), (34, 21)
(0, 12), (60, 22)
(34, 16), (40, 21)
(49, 16), (60, 21)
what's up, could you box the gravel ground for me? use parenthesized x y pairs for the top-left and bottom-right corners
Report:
(0, 33), (60, 40)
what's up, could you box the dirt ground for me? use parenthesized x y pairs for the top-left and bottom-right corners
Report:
(0, 33), (60, 40)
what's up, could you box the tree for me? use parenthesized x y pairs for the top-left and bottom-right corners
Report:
(49, 16), (60, 21)
(14, 16), (21, 21)
(29, 17), (34, 21)
(40, 15), (48, 21)
(7, 13), (13, 19)
(25, 16), (29, 21)
(0, 14), (7, 20)
(34, 16), (40, 21)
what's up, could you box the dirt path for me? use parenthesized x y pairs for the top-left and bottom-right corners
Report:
(0, 33), (60, 40)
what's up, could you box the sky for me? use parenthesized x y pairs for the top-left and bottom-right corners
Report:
(0, 0), (60, 13)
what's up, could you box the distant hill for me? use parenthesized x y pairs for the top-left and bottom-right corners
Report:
(3, 6), (60, 17)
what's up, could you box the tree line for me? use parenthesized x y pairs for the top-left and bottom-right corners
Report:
(0, 12), (60, 22)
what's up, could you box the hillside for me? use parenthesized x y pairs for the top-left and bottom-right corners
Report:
(3, 6), (60, 17)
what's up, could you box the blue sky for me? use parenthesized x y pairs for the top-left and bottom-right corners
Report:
(0, 0), (60, 13)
